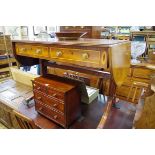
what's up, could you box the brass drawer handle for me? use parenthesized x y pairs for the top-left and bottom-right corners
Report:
(37, 87), (41, 90)
(39, 107), (43, 111)
(53, 103), (57, 107)
(20, 48), (26, 52)
(35, 49), (41, 54)
(82, 53), (89, 59)
(53, 115), (58, 119)
(37, 97), (42, 100)
(52, 93), (57, 97)
(56, 51), (63, 57)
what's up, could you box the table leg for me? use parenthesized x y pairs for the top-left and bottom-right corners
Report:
(109, 78), (120, 109)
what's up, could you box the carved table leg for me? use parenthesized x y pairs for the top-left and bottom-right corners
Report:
(97, 77), (108, 101)
(109, 78), (120, 108)
(39, 59), (48, 76)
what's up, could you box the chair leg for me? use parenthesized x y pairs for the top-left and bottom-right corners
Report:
(132, 87), (138, 103)
(127, 83), (133, 101)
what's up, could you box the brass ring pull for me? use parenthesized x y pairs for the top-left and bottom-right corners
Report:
(82, 53), (89, 59)
(35, 49), (41, 54)
(21, 48), (26, 52)
(56, 51), (63, 57)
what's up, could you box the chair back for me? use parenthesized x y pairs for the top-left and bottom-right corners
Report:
(127, 81), (148, 104)
(13, 110), (38, 129)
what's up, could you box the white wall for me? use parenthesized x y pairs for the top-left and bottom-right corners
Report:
(0, 26), (60, 38)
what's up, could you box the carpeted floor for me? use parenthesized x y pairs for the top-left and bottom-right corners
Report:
(0, 122), (7, 129)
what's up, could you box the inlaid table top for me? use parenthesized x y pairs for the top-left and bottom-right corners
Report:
(12, 37), (129, 47)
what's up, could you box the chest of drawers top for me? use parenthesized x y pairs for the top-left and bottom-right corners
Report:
(33, 76), (76, 93)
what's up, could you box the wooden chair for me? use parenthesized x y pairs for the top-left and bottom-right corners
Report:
(13, 110), (39, 129)
(127, 81), (148, 104)
(133, 75), (155, 128)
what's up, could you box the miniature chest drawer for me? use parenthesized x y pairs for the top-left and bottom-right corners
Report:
(47, 86), (65, 100)
(34, 90), (64, 113)
(33, 81), (47, 92)
(35, 100), (65, 127)
(32, 81), (65, 101)
(49, 47), (103, 68)
(33, 76), (81, 128)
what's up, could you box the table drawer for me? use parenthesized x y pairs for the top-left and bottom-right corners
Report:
(35, 100), (65, 126)
(49, 47), (101, 67)
(47, 67), (99, 87)
(31, 46), (49, 58)
(34, 90), (64, 113)
(16, 44), (32, 55)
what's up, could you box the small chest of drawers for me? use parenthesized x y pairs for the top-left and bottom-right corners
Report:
(32, 76), (81, 128)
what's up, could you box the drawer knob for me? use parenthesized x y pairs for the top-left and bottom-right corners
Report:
(56, 51), (63, 57)
(39, 107), (43, 111)
(63, 72), (69, 77)
(52, 93), (57, 97)
(36, 49), (41, 54)
(53, 115), (58, 119)
(37, 87), (41, 90)
(37, 97), (41, 100)
(82, 53), (89, 59)
(21, 48), (26, 52)
(53, 103), (57, 107)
